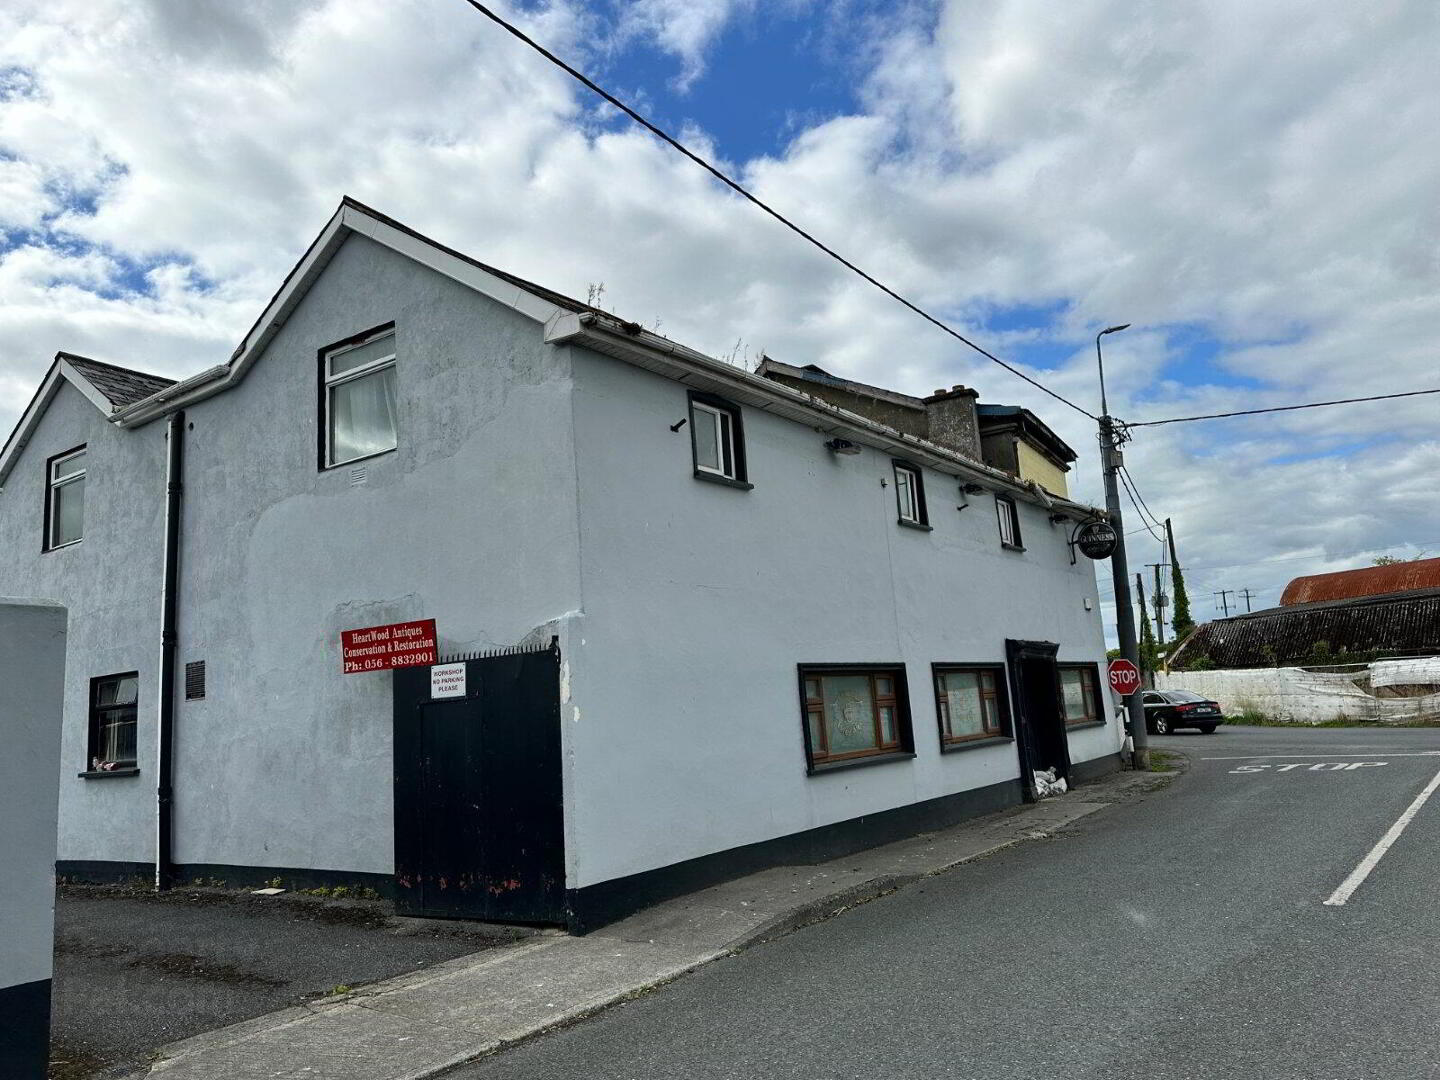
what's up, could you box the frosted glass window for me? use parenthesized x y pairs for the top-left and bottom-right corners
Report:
(935, 667), (1005, 743)
(800, 668), (908, 767)
(1059, 667), (1100, 724)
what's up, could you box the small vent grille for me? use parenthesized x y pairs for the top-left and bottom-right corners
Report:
(184, 660), (206, 701)
(349, 466), (368, 487)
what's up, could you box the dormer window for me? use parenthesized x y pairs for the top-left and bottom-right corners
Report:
(322, 326), (398, 468)
(45, 445), (86, 550)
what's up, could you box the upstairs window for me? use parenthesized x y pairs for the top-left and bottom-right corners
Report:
(893, 462), (928, 528)
(89, 672), (138, 772)
(45, 446), (86, 550)
(1059, 665), (1103, 725)
(934, 665), (1008, 745)
(688, 392), (749, 487)
(799, 665), (912, 770)
(996, 494), (1022, 549)
(323, 327), (398, 468)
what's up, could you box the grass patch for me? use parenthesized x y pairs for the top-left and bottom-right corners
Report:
(1148, 749), (1184, 772)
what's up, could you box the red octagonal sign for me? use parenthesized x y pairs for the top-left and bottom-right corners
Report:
(1107, 658), (1142, 697)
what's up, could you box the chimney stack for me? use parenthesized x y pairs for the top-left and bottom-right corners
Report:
(922, 385), (981, 458)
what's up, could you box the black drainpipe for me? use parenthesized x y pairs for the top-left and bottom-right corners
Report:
(156, 410), (184, 891)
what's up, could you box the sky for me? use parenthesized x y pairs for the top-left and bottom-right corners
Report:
(2, 0), (1437, 643)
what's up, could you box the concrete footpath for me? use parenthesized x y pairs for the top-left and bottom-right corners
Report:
(145, 768), (1170, 1079)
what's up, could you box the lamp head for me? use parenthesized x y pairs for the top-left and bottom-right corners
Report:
(1100, 324), (1130, 336)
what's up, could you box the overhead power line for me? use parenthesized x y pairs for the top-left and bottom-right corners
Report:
(1119, 464), (1164, 531)
(1116, 469), (1162, 542)
(1127, 386), (1440, 428)
(456, 0), (1098, 421)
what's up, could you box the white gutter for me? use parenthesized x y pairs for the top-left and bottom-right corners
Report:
(546, 312), (1106, 520)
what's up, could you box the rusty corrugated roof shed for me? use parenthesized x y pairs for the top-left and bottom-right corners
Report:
(1281, 556), (1440, 605)
(1170, 587), (1440, 669)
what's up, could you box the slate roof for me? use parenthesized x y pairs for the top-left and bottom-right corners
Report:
(1281, 557), (1440, 605)
(1170, 587), (1440, 669)
(62, 353), (177, 410)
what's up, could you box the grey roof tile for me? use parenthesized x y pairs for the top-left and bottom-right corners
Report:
(62, 353), (177, 409)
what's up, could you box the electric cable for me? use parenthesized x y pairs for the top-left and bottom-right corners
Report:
(1117, 469), (1163, 542)
(455, 0), (1098, 420)
(1127, 387), (1440, 428)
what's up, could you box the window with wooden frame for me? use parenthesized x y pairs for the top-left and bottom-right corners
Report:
(88, 672), (138, 772)
(45, 445), (87, 551)
(892, 461), (929, 528)
(1058, 664), (1103, 725)
(799, 665), (912, 770)
(933, 665), (1008, 746)
(321, 325), (398, 469)
(996, 494), (1023, 549)
(688, 391), (749, 487)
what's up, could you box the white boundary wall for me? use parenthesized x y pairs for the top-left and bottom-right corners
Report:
(1157, 659), (1440, 724)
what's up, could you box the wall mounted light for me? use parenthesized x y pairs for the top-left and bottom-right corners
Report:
(961, 483), (985, 495)
(1049, 513), (1071, 525)
(825, 438), (862, 455)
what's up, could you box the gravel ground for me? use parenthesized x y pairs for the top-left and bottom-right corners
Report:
(50, 883), (535, 1079)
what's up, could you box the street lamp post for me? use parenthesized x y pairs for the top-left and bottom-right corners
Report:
(1096, 324), (1150, 769)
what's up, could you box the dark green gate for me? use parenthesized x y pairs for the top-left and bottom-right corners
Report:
(392, 641), (565, 923)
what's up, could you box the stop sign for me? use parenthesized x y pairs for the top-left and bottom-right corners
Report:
(1107, 658), (1142, 697)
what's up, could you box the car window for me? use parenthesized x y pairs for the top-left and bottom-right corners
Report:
(1142, 692), (1162, 704)
(1166, 691), (1206, 703)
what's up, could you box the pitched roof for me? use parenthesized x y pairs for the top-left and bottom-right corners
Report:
(1169, 587), (1440, 669)
(1281, 557), (1440, 605)
(60, 353), (176, 409)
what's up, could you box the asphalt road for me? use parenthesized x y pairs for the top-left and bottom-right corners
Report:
(454, 725), (1440, 1080)
(50, 887), (529, 1078)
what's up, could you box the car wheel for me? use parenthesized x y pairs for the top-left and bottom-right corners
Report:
(1153, 716), (1171, 735)
(1199, 724), (1217, 734)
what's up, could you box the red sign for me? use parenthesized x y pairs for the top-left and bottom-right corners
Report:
(341, 619), (438, 674)
(1108, 658), (1142, 697)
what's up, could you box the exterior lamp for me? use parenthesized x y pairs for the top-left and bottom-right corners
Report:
(825, 438), (862, 455)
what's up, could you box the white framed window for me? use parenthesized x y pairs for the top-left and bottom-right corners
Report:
(996, 494), (1022, 549)
(323, 328), (398, 468)
(688, 393), (748, 485)
(45, 445), (86, 550)
(893, 462), (926, 526)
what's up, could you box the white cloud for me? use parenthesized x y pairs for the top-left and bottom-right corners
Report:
(1, 0), (1436, 637)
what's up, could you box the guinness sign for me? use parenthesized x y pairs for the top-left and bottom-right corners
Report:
(1074, 520), (1118, 560)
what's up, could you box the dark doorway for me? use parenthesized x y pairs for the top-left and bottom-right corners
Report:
(392, 643), (565, 924)
(1005, 639), (1072, 800)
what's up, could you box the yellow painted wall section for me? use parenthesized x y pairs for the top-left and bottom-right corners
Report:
(1016, 440), (1069, 498)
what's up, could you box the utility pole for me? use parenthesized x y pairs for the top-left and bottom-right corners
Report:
(1145, 561), (1169, 646)
(1240, 588), (1256, 612)
(1096, 324), (1149, 769)
(1135, 572), (1149, 685)
(1214, 589), (1234, 617)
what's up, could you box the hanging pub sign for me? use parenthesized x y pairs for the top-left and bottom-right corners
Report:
(1074, 520), (1118, 560)
(341, 618), (438, 673)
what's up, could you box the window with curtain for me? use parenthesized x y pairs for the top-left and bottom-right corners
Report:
(88, 672), (138, 771)
(46, 446), (86, 549)
(324, 330), (398, 467)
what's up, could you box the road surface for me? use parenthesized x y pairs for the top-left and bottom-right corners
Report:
(454, 725), (1440, 1080)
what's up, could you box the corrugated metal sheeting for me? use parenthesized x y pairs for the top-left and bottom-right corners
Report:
(1171, 588), (1440, 669)
(1281, 556), (1440, 605)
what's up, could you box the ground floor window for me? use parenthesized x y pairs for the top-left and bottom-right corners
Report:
(1058, 665), (1102, 725)
(799, 665), (912, 769)
(89, 672), (139, 770)
(933, 665), (1008, 744)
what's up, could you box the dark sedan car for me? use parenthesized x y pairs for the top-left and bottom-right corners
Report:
(1142, 690), (1223, 734)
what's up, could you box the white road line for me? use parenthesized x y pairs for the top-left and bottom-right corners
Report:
(1323, 765), (1440, 907)
(1202, 752), (1440, 760)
